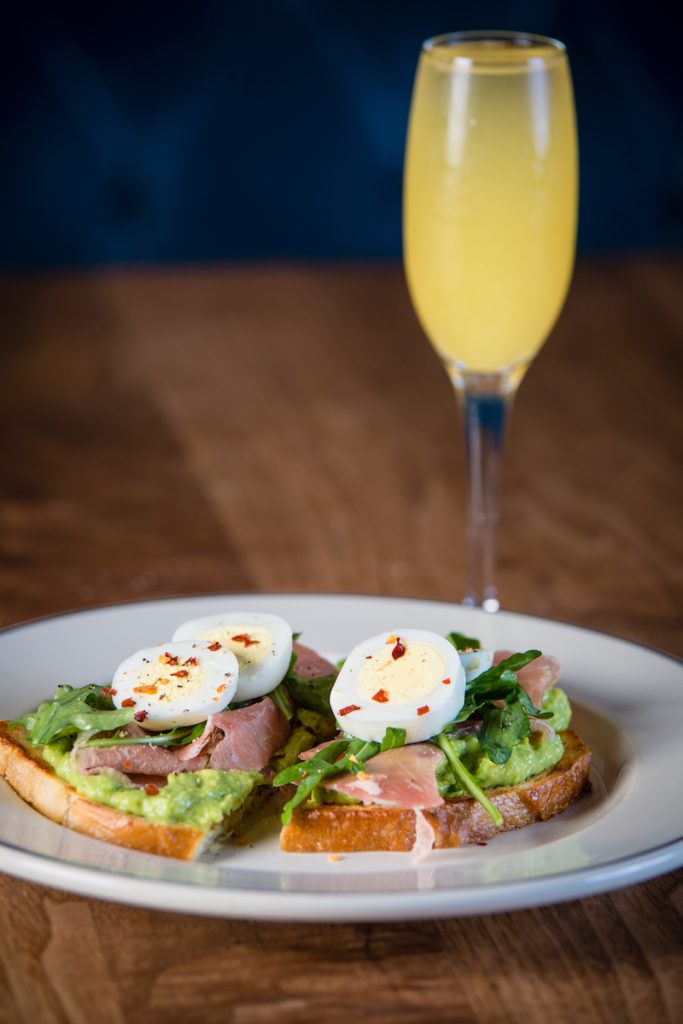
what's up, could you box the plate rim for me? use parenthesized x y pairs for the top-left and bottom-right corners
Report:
(0, 832), (681, 922)
(1, 589), (681, 667)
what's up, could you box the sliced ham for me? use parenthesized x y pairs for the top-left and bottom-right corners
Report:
(494, 650), (562, 710)
(176, 696), (290, 772)
(74, 744), (207, 777)
(292, 642), (337, 680)
(323, 744), (445, 810)
(412, 810), (436, 861)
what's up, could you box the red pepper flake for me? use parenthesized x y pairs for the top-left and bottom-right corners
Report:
(417, 705), (430, 716)
(231, 633), (260, 647)
(391, 638), (406, 660)
(339, 704), (361, 716)
(207, 641), (222, 652)
(133, 683), (158, 695)
(183, 657), (198, 667)
(145, 783), (159, 796)
(101, 686), (117, 697)
(121, 698), (137, 707)
(134, 709), (148, 722)
(216, 684), (227, 693)
(372, 689), (389, 703)
(170, 670), (189, 678)
(442, 677), (452, 686)
(158, 653), (178, 665)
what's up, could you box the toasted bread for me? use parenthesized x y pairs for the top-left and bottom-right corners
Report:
(0, 721), (254, 860)
(280, 730), (591, 852)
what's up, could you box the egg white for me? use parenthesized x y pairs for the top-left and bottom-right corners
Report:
(330, 628), (466, 744)
(458, 648), (493, 683)
(112, 641), (238, 731)
(172, 611), (293, 701)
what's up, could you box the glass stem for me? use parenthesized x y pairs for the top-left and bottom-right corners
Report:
(451, 372), (520, 613)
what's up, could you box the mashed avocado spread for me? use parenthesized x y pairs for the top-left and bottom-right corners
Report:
(40, 741), (263, 831)
(316, 687), (572, 806)
(34, 692), (570, 823)
(36, 706), (334, 832)
(437, 686), (571, 795)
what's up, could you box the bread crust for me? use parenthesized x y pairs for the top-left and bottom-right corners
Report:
(280, 730), (592, 852)
(0, 721), (209, 860)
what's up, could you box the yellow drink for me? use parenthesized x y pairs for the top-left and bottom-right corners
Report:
(404, 37), (578, 373)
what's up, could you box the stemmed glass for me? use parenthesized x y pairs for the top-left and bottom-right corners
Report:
(404, 31), (578, 611)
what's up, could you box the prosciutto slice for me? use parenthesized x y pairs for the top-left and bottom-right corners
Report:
(323, 744), (445, 810)
(74, 745), (207, 777)
(494, 650), (562, 710)
(176, 696), (290, 771)
(292, 642), (337, 680)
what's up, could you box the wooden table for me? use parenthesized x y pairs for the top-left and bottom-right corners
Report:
(0, 259), (681, 1023)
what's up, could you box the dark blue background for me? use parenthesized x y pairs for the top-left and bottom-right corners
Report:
(2, 1), (681, 269)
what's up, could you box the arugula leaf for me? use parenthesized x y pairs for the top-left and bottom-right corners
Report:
(81, 725), (198, 749)
(284, 670), (336, 716)
(274, 728), (406, 825)
(381, 727), (407, 751)
(435, 732), (503, 827)
(10, 684), (135, 746)
(443, 650), (551, 764)
(478, 702), (531, 765)
(466, 650), (542, 696)
(446, 631), (481, 651)
(269, 682), (294, 721)
(448, 650), (545, 724)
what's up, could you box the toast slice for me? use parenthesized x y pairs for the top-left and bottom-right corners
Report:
(0, 721), (258, 860)
(280, 729), (591, 852)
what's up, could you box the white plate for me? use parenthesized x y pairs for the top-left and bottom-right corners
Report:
(1, 593), (681, 921)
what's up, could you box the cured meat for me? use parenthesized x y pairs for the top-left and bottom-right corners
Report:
(177, 696), (290, 771)
(292, 642), (337, 680)
(323, 744), (445, 810)
(74, 745), (207, 777)
(412, 810), (436, 861)
(208, 698), (290, 771)
(494, 650), (562, 710)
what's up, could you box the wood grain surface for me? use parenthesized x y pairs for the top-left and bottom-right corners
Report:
(1, 259), (681, 1023)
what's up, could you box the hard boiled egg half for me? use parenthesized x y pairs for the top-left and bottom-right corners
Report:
(112, 641), (239, 731)
(330, 629), (466, 744)
(172, 612), (293, 701)
(458, 648), (493, 683)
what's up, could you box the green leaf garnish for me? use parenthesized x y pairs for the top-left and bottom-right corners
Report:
(443, 650), (551, 763)
(274, 728), (406, 825)
(269, 682), (295, 721)
(81, 725), (199, 749)
(446, 631), (481, 651)
(381, 726), (407, 751)
(10, 684), (135, 746)
(283, 651), (336, 716)
(435, 732), (503, 827)
(478, 702), (531, 765)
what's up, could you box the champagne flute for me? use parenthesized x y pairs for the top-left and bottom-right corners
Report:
(404, 30), (578, 612)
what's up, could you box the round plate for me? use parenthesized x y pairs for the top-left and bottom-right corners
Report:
(1, 593), (681, 921)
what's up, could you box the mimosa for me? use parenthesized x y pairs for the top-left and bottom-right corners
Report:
(404, 38), (577, 374)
